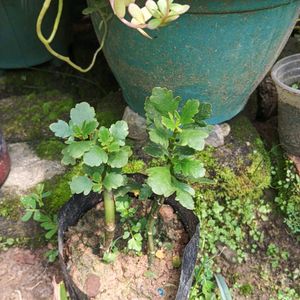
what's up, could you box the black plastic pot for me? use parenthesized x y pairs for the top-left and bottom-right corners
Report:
(58, 193), (200, 300)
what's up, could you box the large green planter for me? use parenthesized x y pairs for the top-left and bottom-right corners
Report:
(0, 0), (70, 69)
(91, 0), (300, 124)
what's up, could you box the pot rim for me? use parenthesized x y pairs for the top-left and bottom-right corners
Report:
(271, 53), (300, 95)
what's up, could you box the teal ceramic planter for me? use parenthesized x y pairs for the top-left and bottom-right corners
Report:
(92, 0), (300, 124)
(0, 0), (70, 69)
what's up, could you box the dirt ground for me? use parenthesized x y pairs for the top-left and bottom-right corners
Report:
(0, 248), (61, 300)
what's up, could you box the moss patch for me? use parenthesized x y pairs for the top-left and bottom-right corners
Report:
(0, 90), (75, 142)
(43, 165), (83, 213)
(34, 139), (65, 161)
(0, 196), (22, 221)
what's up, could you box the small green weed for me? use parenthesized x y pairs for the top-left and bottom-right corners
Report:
(20, 184), (58, 262)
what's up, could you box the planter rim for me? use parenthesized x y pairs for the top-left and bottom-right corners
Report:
(184, 0), (300, 14)
(271, 53), (300, 95)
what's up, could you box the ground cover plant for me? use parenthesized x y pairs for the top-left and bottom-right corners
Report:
(271, 148), (300, 235)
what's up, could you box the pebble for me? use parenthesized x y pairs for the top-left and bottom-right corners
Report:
(85, 273), (101, 297)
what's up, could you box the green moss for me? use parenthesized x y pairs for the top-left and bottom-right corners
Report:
(34, 139), (65, 160)
(0, 90), (74, 142)
(43, 165), (83, 213)
(0, 197), (21, 221)
(122, 159), (146, 174)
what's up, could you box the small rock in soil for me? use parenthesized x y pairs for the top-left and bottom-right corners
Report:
(205, 123), (231, 148)
(288, 154), (300, 175)
(122, 106), (147, 140)
(159, 205), (175, 223)
(217, 243), (238, 264)
(2, 143), (64, 194)
(85, 273), (101, 297)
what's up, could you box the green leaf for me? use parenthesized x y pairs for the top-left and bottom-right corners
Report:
(103, 251), (118, 264)
(70, 176), (93, 195)
(149, 127), (169, 149)
(82, 6), (96, 15)
(45, 228), (58, 240)
(122, 231), (130, 239)
(107, 147), (132, 168)
(33, 210), (42, 221)
(173, 158), (205, 179)
(194, 102), (212, 123)
(147, 166), (175, 197)
(70, 102), (96, 126)
(172, 178), (195, 209)
(161, 115), (177, 131)
(21, 211), (33, 222)
(49, 120), (72, 138)
(98, 126), (111, 144)
(143, 143), (167, 158)
(109, 121), (129, 143)
(180, 99), (199, 125)
(175, 190), (194, 210)
(103, 172), (125, 191)
(114, 0), (126, 18)
(81, 120), (99, 138)
(139, 184), (153, 200)
(20, 195), (36, 209)
(173, 146), (195, 157)
(147, 87), (180, 117)
(147, 18), (162, 29)
(128, 236), (142, 252)
(178, 128), (209, 150)
(66, 141), (93, 159)
(45, 249), (58, 263)
(107, 141), (120, 152)
(83, 146), (108, 167)
(215, 274), (232, 300)
(61, 148), (75, 166)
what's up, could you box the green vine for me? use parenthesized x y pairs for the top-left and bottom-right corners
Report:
(36, 0), (106, 72)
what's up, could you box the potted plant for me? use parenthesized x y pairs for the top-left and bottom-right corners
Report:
(49, 87), (211, 299)
(38, 0), (300, 124)
(271, 53), (300, 156)
(0, 0), (70, 69)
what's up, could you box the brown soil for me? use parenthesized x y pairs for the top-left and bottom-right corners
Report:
(0, 247), (61, 300)
(65, 202), (188, 300)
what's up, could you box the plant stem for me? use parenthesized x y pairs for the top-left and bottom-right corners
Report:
(103, 190), (116, 252)
(147, 196), (164, 266)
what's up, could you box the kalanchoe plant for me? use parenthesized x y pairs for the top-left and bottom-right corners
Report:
(50, 102), (132, 252)
(143, 87), (212, 263)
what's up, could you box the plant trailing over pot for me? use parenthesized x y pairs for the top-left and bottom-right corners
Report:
(37, 0), (189, 72)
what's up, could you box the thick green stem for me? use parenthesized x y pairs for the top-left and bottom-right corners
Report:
(147, 196), (164, 266)
(103, 190), (116, 252)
